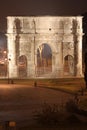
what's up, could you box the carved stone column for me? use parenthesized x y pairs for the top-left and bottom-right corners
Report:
(52, 52), (56, 77)
(27, 36), (35, 78)
(7, 34), (18, 78)
(76, 34), (83, 76)
(59, 42), (63, 77)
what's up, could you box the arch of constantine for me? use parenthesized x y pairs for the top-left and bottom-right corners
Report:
(6, 16), (83, 78)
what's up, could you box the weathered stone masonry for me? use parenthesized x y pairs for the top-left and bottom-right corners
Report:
(6, 16), (83, 78)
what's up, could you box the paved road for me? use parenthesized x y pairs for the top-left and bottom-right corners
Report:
(0, 84), (74, 125)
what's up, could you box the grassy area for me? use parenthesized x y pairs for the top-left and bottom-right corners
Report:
(36, 78), (85, 94)
(79, 98), (87, 110)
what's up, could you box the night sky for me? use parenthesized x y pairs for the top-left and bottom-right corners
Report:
(0, 0), (87, 48)
(0, 0), (87, 17)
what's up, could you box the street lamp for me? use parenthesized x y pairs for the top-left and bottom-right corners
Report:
(5, 57), (11, 84)
(3, 51), (7, 77)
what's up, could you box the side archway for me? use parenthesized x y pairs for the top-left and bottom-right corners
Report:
(64, 55), (74, 76)
(18, 55), (27, 78)
(0, 33), (7, 77)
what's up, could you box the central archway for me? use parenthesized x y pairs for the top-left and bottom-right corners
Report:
(37, 43), (52, 77)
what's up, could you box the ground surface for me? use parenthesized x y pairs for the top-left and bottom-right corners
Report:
(0, 84), (74, 126)
(0, 78), (87, 129)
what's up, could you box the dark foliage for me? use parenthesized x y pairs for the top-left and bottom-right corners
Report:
(65, 99), (79, 113)
(34, 103), (65, 126)
(66, 114), (81, 124)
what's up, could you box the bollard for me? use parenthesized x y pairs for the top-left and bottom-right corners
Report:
(9, 121), (16, 130)
(5, 121), (16, 130)
(34, 81), (37, 87)
(5, 121), (9, 130)
(11, 80), (14, 84)
(74, 93), (80, 105)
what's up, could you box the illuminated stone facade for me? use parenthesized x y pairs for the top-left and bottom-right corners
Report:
(6, 16), (83, 78)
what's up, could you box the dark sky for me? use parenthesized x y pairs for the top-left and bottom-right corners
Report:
(0, 0), (87, 17)
(0, 0), (87, 52)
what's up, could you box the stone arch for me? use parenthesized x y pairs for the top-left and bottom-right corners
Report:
(64, 55), (74, 76)
(36, 43), (53, 77)
(36, 42), (57, 54)
(18, 55), (27, 78)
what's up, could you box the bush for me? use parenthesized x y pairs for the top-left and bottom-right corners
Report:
(34, 103), (65, 125)
(65, 99), (79, 113)
(66, 114), (81, 124)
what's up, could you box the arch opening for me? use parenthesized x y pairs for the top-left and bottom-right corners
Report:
(0, 33), (7, 77)
(36, 43), (52, 77)
(64, 55), (74, 76)
(18, 55), (27, 78)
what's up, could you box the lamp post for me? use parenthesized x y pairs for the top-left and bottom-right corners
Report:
(3, 51), (7, 77)
(3, 50), (12, 83)
(5, 56), (11, 84)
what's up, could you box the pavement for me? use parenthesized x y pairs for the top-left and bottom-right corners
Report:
(0, 84), (74, 127)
